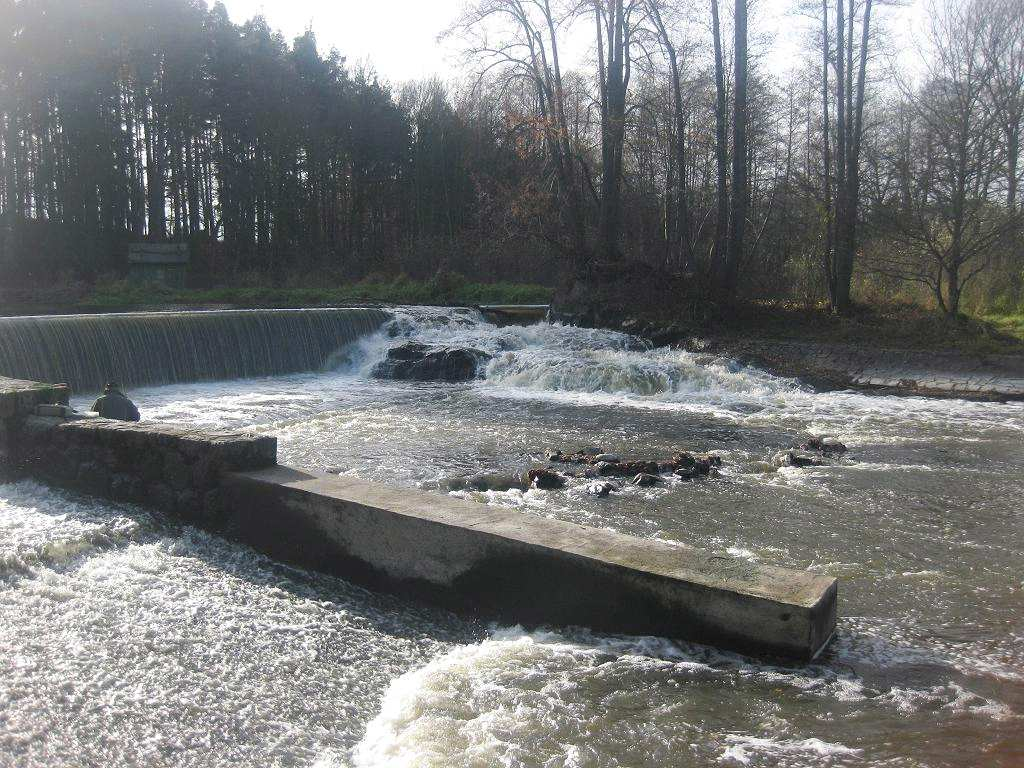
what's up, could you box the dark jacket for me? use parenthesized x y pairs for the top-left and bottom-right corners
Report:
(91, 390), (141, 422)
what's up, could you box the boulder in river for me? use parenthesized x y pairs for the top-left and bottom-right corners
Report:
(586, 481), (618, 497)
(526, 468), (567, 490)
(544, 448), (722, 479)
(802, 435), (847, 455)
(632, 473), (661, 487)
(777, 450), (824, 468)
(673, 452), (721, 476)
(373, 342), (492, 382)
(442, 472), (528, 493)
(673, 466), (699, 480)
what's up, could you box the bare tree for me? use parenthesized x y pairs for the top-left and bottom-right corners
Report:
(983, 0), (1024, 211)
(880, 0), (1020, 315)
(825, 0), (875, 313)
(646, 0), (694, 266)
(448, 0), (590, 262)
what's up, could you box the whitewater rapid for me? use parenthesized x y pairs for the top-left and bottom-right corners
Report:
(2, 307), (1022, 767)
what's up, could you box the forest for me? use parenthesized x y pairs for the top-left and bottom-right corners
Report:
(0, 0), (1022, 320)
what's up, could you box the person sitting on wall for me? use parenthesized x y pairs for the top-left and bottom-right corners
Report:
(91, 382), (141, 422)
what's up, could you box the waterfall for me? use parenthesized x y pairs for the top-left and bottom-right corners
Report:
(0, 308), (391, 392)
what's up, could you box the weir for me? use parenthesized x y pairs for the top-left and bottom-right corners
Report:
(0, 370), (838, 661)
(0, 308), (390, 392)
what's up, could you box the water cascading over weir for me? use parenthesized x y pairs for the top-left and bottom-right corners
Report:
(0, 308), (391, 391)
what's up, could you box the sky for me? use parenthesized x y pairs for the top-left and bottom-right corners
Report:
(216, 0), (928, 86)
(217, 0), (466, 83)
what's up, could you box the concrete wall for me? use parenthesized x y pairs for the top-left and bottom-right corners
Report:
(221, 467), (837, 660)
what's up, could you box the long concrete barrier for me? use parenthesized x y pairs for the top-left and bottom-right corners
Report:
(2, 374), (837, 661)
(221, 466), (837, 660)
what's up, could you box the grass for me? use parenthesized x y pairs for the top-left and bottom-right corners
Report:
(81, 277), (554, 310)
(982, 311), (1024, 344)
(704, 300), (1024, 355)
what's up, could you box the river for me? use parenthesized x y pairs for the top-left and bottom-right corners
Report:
(2, 307), (1022, 767)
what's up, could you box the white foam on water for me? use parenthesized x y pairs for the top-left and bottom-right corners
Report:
(718, 735), (862, 765)
(0, 482), (470, 768)
(352, 625), (1019, 768)
(0, 481), (151, 576)
(345, 310), (1024, 447)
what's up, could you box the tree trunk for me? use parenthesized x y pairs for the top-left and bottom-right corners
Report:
(821, 0), (836, 306)
(711, 0), (729, 277)
(725, 0), (748, 296)
(648, 1), (692, 268)
(1008, 126), (1019, 211)
(835, 0), (872, 314)
(945, 262), (961, 317)
(832, 0), (850, 313)
(598, 0), (627, 263)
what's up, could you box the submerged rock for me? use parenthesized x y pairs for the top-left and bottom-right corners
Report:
(442, 472), (528, 493)
(776, 450), (824, 468)
(373, 342), (492, 382)
(673, 452), (721, 476)
(632, 473), (661, 487)
(802, 435), (848, 455)
(673, 466), (699, 480)
(525, 468), (567, 490)
(616, 460), (662, 477)
(545, 448), (723, 481)
(586, 481), (617, 497)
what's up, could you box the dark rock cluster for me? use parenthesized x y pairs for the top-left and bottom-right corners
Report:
(372, 342), (492, 382)
(517, 447), (724, 494)
(547, 448), (721, 480)
(775, 434), (849, 469)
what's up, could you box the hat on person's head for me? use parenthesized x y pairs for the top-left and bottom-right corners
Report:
(104, 382), (121, 392)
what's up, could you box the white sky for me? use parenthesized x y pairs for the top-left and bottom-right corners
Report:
(215, 0), (928, 86)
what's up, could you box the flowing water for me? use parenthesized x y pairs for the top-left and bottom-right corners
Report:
(1, 307), (1022, 767)
(0, 308), (390, 391)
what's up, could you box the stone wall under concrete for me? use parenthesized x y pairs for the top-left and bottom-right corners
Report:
(0, 376), (69, 459)
(12, 416), (276, 521)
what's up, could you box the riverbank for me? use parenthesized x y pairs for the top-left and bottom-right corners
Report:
(0, 279), (554, 317)
(560, 301), (1024, 401)
(682, 336), (1024, 401)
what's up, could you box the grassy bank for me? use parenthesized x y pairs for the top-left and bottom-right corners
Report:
(81, 277), (554, 310)
(705, 302), (1024, 355)
(982, 312), (1024, 344)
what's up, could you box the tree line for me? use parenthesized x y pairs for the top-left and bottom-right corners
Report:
(1, 0), (1021, 316)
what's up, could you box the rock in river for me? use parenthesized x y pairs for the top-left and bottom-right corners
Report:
(632, 473), (661, 487)
(802, 435), (848, 455)
(526, 468), (567, 490)
(373, 342), (492, 382)
(776, 450), (824, 468)
(586, 481), (617, 497)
